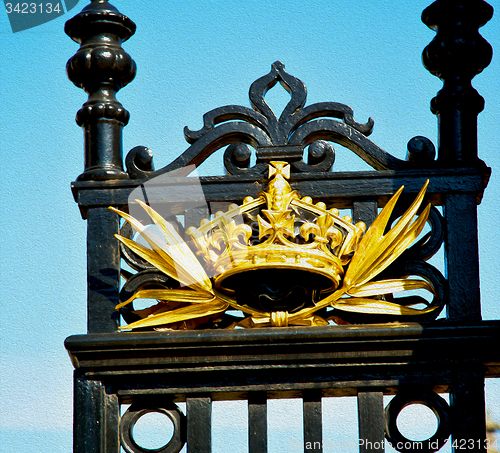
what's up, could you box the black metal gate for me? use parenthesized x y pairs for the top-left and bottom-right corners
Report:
(64, 1), (499, 452)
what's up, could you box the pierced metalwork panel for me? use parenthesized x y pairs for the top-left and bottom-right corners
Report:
(125, 62), (432, 180)
(64, 1), (497, 453)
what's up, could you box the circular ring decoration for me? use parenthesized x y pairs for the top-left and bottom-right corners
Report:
(120, 402), (186, 453)
(385, 391), (450, 453)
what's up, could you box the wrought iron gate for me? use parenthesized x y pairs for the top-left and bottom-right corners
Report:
(64, 1), (499, 452)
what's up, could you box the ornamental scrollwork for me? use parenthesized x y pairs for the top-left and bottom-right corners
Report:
(125, 62), (429, 179)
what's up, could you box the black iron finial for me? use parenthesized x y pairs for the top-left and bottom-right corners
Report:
(65, 0), (137, 180)
(422, 0), (493, 165)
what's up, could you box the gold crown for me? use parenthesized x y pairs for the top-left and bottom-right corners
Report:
(111, 162), (440, 330)
(187, 161), (365, 297)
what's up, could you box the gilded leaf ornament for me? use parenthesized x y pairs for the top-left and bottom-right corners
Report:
(110, 162), (441, 330)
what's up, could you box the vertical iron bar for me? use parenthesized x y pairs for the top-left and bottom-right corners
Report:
(353, 200), (378, 227)
(303, 390), (322, 453)
(74, 371), (103, 453)
(104, 392), (120, 453)
(248, 392), (268, 453)
(444, 194), (481, 321)
(186, 395), (212, 453)
(450, 371), (487, 453)
(74, 372), (120, 453)
(86, 207), (121, 333)
(357, 392), (385, 453)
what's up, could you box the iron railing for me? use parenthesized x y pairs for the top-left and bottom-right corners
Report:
(64, 1), (499, 452)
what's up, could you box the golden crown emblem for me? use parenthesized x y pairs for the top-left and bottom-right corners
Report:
(188, 161), (364, 303)
(111, 161), (440, 330)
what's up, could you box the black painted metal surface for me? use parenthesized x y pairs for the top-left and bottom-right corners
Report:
(65, 1), (136, 182)
(64, 0), (497, 452)
(358, 392), (384, 453)
(303, 390), (323, 452)
(66, 323), (500, 450)
(248, 392), (268, 452)
(422, 0), (493, 165)
(66, 322), (500, 382)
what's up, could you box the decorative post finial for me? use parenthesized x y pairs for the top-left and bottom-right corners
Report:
(65, 0), (137, 180)
(422, 0), (493, 165)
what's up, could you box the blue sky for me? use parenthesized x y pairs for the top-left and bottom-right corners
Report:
(0, 1), (499, 452)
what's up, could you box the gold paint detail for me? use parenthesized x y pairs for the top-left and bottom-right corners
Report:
(110, 161), (439, 330)
(271, 311), (288, 327)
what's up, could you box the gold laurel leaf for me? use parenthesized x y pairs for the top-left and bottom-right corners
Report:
(115, 289), (215, 310)
(344, 181), (430, 288)
(346, 278), (436, 298)
(119, 300), (229, 330)
(110, 206), (211, 293)
(136, 200), (213, 292)
(114, 234), (198, 290)
(331, 297), (438, 316)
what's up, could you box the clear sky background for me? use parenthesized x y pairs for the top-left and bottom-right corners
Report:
(0, 1), (499, 452)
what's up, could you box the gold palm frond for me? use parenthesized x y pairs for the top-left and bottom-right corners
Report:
(110, 206), (212, 294)
(293, 181), (436, 321)
(344, 181), (430, 289)
(110, 164), (440, 330)
(121, 300), (229, 330)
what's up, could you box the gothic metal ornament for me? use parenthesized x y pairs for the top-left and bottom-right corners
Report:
(125, 61), (438, 181)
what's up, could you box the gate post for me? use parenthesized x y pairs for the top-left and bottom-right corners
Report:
(65, 0), (136, 183)
(422, 1), (494, 451)
(66, 0), (137, 333)
(66, 3), (137, 450)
